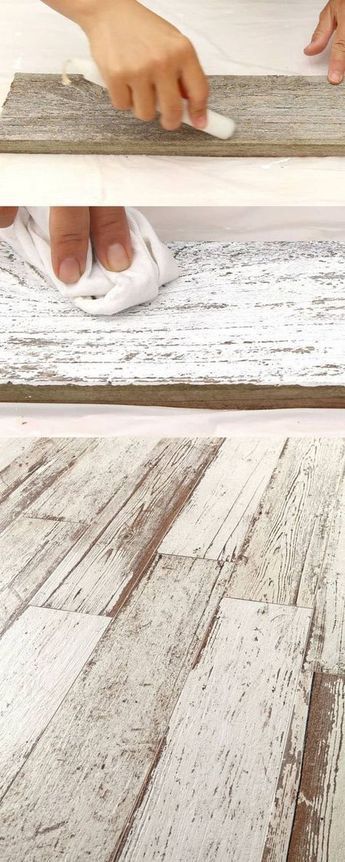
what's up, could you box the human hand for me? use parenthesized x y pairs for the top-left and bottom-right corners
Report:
(44, 0), (208, 130)
(305, 0), (345, 84)
(0, 206), (132, 284)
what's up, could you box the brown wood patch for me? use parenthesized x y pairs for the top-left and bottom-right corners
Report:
(288, 673), (345, 861)
(1, 74), (345, 156)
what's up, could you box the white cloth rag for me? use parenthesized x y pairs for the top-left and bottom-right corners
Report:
(0, 207), (179, 315)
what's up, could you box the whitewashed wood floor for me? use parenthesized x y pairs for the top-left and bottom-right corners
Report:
(0, 435), (344, 861)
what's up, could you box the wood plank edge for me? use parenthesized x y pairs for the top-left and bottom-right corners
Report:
(2, 383), (345, 409)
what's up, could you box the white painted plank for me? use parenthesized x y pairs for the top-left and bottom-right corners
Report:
(288, 674), (345, 861)
(0, 437), (92, 532)
(160, 438), (284, 561)
(0, 437), (68, 504)
(226, 438), (345, 604)
(301, 470), (345, 673)
(0, 605), (109, 799)
(0, 516), (85, 632)
(0, 437), (33, 474)
(0, 555), (226, 860)
(28, 437), (157, 523)
(33, 438), (221, 614)
(3, 241), (345, 389)
(120, 599), (312, 862)
(262, 670), (313, 862)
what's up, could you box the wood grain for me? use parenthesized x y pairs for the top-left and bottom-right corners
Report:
(262, 670), (313, 862)
(1, 75), (345, 156)
(0, 555), (226, 861)
(119, 599), (312, 862)
(224, 438), (344, 605)
(288, 673), (345, 862)
(3, 238), (345, 408)
(160, 438), (284, 561)
(32, 438), (222, 614)
(0, 605), (109, 800)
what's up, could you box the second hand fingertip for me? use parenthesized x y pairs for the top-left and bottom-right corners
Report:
(58, 257), (82, 285)
(106, 243), (130, 272)
(328, 71), (344, 84)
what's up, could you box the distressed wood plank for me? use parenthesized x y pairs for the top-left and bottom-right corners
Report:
(224, 438), (345, 604)
(3, 239), (345, 407)
(0, 437), (75, 508)
(33, 438), (222, 614)
(300, 468), (345, 673)
(0, 555), (227, 860)
(262, 670), (313, 862)
(0, 517), (85, 633)
(0, 437), (92, 532)
(119, 599), (312, 862)
(288, 673), (345, 862)
(1, 75), (345, 156)
(160, 438), (284, 562)
(27, 437), (157, 523)
(0, 438), (33, 475)
(0, 605), (109, 800)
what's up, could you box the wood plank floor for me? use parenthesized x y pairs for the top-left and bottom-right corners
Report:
(0, 436), (345, 860)
(3, 238), (345, 408)
(1, 75), (345, 156)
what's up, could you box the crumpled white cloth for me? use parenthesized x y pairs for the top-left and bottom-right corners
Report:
(0, 207), (179, 315)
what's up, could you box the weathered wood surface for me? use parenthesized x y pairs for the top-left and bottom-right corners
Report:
(3, 239), (345, 407)
(120, 599), (312, 862)
(33, 438), (221, 614)
(160, 437), (284, 561)
(225, 438), (345, 605)
(0, 605), (109, 799)
(0, 555), (227, 861)
(1, 75), (345, 156)
(262, 670), (313, 862)
(288, 673), (345, 862)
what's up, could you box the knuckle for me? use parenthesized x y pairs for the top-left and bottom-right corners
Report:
(334, 36), (345, 51)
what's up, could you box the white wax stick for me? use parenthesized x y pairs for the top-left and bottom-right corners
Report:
(63, 58), (236, 140)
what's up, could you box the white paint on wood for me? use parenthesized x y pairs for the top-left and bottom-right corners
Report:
(0, 438), (33, 475)
(0, 517), (84, 632)
(28, 437), (157, 523)
(3, 241), (345, 387)
(32, 438), (220, 614)
(120, 598), (312, 862)
(226, 438), (345, 604)
(0, 437), (69, 504)
(0, 555), (226, 860)
(160, 438), (284, 561)
(0, 437), (92, 532)
(262, 670), (313, 862)
(301, 471), (345, 673)
(0, 605), (109, 799)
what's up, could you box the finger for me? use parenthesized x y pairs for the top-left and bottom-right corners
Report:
(131, 80), (157, 122)
(328, 26), (345, 83)
(179, 50), (209, 129)
(90, 206), (132, 271)
(106, 76), (132, 110)
(49, 206), (90, 284)
(0, 207), (18, 228)
(156, 76), (183, 130)
(304, 3), (335, 55)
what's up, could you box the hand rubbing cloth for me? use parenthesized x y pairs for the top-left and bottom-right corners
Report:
(0, 207), (179, 315)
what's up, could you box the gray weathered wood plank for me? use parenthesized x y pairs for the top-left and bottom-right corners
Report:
(3, 239), (345, 408)
(0, 555), (227, 860)
(288, 673), (345, 862)
(32, 438), (222, 614)
(0, 605), (109, 800)
(1, 75), (345, 156)
(224, 438), (345, 605)
(119, 599), (312, 862)
(160, 438), (284, 561)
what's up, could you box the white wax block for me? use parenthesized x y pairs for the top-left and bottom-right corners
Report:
(64, 58), (236, 140)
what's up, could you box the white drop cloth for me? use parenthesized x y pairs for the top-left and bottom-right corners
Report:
(0, 207), (179, 315)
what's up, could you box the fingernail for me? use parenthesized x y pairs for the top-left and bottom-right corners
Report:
(329, 71), (343, 84)
(58, 257), (81, 284)
(107, 243), (130, 271)
(193, 114), (207, 129)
